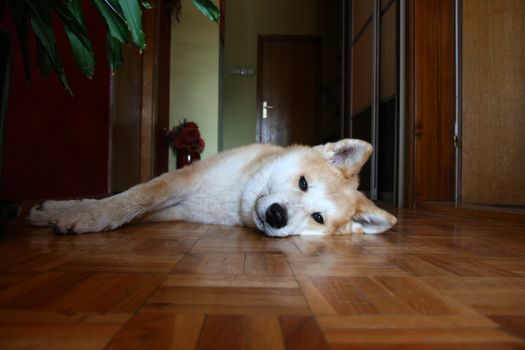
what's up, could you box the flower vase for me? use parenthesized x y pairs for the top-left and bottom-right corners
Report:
(176, 149), (200, 169)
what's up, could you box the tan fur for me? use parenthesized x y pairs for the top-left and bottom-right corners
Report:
(29, 140), (397, 237)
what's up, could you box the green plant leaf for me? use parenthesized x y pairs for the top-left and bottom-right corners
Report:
(192, 0), (220, 23)
(36, 38), (52, 78)
(62, 0), (95, 78)
(140, 1), (152, 10)
(106, 31), (123, 72)
(50, 0), (93, 52)
(8, 0), (32, 83)
(116, 0), (146, 52)
(26, 0), (72, 94)
(91, 0), (128, 43)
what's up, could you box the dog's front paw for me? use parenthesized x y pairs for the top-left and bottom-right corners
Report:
(29, 199), (99, 227)
(29, 202), (55, 227)
(48, 205), (114, 234)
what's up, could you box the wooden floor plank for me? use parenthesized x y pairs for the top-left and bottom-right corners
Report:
(422, 277), (525, 315)
(245, 253), (292, 276)
(0, 272), (165, 313)
(54, 253), (184, 273)
(323, 328), (523, 344)
(279, 315), (330, 350)
(196, 315), (285, 350)
(163, 274), (299, 288)
(1, 207), (525, 349)
(106, 312), (205, 350)
(0, 310), (131, 350)
(145, 285), (311, 315)
(489, 315), (525, 339)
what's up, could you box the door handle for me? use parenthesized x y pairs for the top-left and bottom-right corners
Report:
(262, 101), (274, 119)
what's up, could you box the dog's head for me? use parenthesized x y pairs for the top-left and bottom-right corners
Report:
(241, 139), (397, 237)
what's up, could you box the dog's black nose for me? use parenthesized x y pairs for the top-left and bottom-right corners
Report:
(265, 203), (287, 229)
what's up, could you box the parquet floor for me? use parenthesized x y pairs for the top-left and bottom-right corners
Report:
(1, 207), (525, 349)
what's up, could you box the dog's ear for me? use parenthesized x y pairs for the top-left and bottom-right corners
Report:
(314, 139), (372, 177)
(351, 192), (397, 234)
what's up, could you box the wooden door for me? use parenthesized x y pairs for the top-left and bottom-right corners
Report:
(256, 36), (321, 146)
(407, 0), (456, 206)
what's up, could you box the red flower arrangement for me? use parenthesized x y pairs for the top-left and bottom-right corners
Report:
(164, 119), (205, 154)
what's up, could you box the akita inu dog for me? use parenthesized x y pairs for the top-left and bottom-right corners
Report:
(29, 139), (397, 237)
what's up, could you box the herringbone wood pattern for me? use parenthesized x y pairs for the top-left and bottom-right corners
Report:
(1, 208), (525, 349)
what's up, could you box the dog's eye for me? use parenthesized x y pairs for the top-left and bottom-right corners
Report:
(311, 212), (324, 224)
(299, 176), (308, 192)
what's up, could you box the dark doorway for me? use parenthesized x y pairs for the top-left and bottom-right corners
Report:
(256, 35), (322, 146)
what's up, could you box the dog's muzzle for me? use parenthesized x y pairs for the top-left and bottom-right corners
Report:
(265, 203), (287, 229)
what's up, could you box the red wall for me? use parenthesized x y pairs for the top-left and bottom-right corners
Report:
(1, 3), (110, 200)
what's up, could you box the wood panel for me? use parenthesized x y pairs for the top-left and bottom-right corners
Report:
(407, 0), (456, 205)
(1, 206), (525, 348)
(380, 2), (397, 101)
(461, 0), (525, 205)
(351, 25), (373, 114)
(155, 1), (172, 176)
(381, 0), (393, 11)
(352, 0), (373, 41)
(111, 0), (171, 192)
(111, 46), (142, 193)
(139, 4), (159, 183)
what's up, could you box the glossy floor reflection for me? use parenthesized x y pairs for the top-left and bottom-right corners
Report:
(0, 208), (524, 349)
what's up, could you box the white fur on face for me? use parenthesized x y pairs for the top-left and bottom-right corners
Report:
(240, 149), (355, 237)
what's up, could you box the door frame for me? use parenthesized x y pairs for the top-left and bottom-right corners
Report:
(405, 0), (457, 208)
(255, 35), (322, 144)
(110, 0), (171, 192)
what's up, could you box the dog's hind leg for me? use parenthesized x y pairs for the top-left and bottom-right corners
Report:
(29, 168), (197, 234)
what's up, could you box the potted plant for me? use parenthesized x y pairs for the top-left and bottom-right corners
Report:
(164, 119), (205, 168)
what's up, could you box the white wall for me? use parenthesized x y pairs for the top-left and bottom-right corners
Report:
(170, 0), (219, 169)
